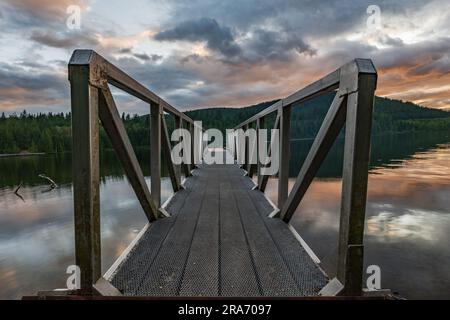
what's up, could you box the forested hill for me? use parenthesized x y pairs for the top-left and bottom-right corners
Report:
(186, 94), (450, 137)
(0, 96), (449, 154)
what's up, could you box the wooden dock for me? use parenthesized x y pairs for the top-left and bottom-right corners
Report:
(108, 162), (327, 297)
(58, 50), (380, 298)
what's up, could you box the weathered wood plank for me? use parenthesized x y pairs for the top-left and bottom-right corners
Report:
(281, 94), (345, 222)
(99, 88), (158, 222)
(111, 163), (328, 297)
(247, 189), (328, 295)
(231, 176), (301, 296)
(179, 167), (220, 296)
(138, 172), (208, 295)
(111, 175), (199, 294)
(219, 179), (261, 296)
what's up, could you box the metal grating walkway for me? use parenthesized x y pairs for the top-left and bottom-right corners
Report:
(111, 164), (328, 297)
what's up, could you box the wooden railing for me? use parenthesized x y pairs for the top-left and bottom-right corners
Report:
(69, 50), (377, 296)
(234, 59), (378, 296)
(68, 50), (197, 294)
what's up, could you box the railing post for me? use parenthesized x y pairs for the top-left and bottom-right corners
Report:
(244, 124), (249, 171)
(201, 129), (206, 163)
(278, 104), (291, 209)
(247, 122), (257, 178)
(337, 65), (377, 295)
(197, 126), (205, 166)
(234, 130), (238, 163)
(161, 115), (181, 192)
(193, 122), (201, 166)
(259, 114), (280, 192)
(69, 62), (101, 295)
(181, 120), (192, 177)
(150, 102), (162, 209)
(257, 117), (264, 187)
(189, 123), (196, 169)
(174, 116), (183, 185)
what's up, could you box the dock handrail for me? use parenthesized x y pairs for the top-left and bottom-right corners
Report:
(234, 59), (378, 296)
(68, 50), (197, 294)
(69, 49), (377, 296)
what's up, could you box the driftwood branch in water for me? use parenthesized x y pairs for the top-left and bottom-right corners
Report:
(14, 181), (25, 202)
(14, 181), (23, 194)
(38, 174), (57, 189)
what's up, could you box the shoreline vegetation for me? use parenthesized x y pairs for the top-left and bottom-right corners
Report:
(0, 95), (449, 155)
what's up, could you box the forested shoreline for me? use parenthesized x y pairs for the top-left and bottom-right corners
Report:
(1, 96), (449, 154)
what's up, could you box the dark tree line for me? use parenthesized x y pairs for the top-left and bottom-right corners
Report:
(1, 96), (449, 154)
(187, 95), (450, 139)
(0, 111), (71, 154)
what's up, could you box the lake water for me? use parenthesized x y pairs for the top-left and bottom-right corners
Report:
(0, 132), (449, 299)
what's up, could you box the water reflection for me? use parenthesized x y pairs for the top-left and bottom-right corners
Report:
(0, 149), (173, 299)
(264, 136), (450, 299)
(1, 133), (450, 299)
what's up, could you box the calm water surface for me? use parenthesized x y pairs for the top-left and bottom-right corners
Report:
(0, 133), (449, 299)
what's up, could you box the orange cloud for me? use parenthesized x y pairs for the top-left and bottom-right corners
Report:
(3, 0), (89, 19)
(377, 66), (450, 110)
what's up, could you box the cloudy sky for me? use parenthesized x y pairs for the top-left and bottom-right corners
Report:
(0, 0), (449, 115)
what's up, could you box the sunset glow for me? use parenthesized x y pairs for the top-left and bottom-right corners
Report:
(0, 0), (449, 114)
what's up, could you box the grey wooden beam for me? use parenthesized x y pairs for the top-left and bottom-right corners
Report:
(193, 124), (203, 166)
(69, 63), (101, 295)
(202, 129), (206, 162)
(99, 88), (159, 222)
(337, 70), (377, 296)
(234, 69), (340, 129)
(174, 116), (182, 185)
(150, 102), (162, 209)
(256, 117), (264, 186)
(233, 131), (241, 164)
(281, 94), (346, 222)
(233, 59), (375, 130)
(243, 124), (249, 170)
(277, 104), (291, 210)
(247, 122), (257, 178)
(189, 123), (196, 169)
(181, 120), (192, 177)
(161, 115), (182, 192)
(107, 61), (193, 124)
(69, 50), (194, 124)
(259, 115), (280, 192)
